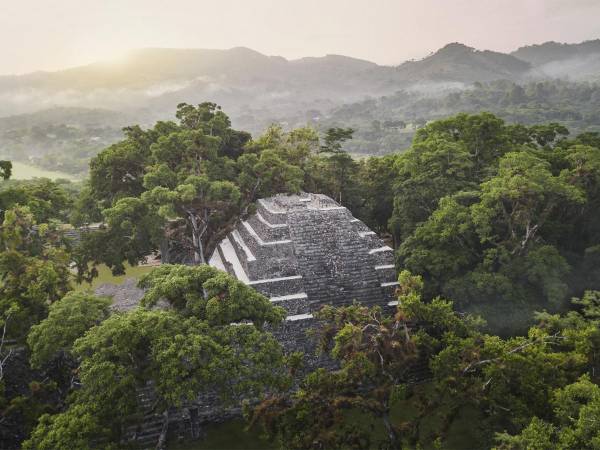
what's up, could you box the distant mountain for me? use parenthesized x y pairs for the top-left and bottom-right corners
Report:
(0, 47), (393, 120)
(0, 39), (598, 130)
(0, 47), (383, 94)
(511, 40), (600, 81)
(395, 43), (531, 84)
(512, 39), (600, 66)
(2, 39), (600, 174)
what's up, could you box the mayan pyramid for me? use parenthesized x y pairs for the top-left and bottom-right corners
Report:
(208, 193), (398, 321)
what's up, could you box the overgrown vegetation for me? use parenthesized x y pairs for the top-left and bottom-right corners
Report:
(0, 104), (599, 449)
(250, 273), (600, 449)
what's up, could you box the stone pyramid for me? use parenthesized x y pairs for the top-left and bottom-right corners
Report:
(208, 193), (398, 322)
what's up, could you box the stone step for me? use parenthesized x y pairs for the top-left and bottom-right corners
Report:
(374, 264), (397, 284)
(237, 220), (294, 260)
(230, 230), (256, 262)
(208, 249), (227, 274)
(381, 281), (399, 300)
(358, 231), (383, 248)
(349, 218), (372, 233)
(228, 230), (256, 278)
(368, 246), (395, 266)
(241, 220), (292, 247)
(218, 237), (250, 283)
(285, 313), (313, 321)
(216, 244), (236, 278)
(247, 213), (290, 242)
(269, 292), (310, 315)
(235, 221), (297, 279)
(256, 200), (287, 225)
(248, 275), (305, 298)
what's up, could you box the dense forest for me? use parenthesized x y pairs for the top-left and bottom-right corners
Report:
(1, 104), (599, 449)
(319, 79), (600, 155)
(4, 79), (600, 177)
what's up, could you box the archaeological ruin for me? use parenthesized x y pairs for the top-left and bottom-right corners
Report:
(102, 193), (400, 446)
(208, 192), (399, 323)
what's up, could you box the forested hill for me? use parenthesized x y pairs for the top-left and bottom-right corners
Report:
(512, 39), (600, 66)
(394, 43), (531, 83)
(512, 39), (600, 81)
(320, 79), (600, 155)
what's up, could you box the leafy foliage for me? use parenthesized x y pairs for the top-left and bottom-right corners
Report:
(23, 265), (288, 449)
(252, 271), (600, 449)
(393, 113), (600, 333)
(4, 106), (600, 449)
(27, 292), (111, 369)
(0, 206), (72, 340)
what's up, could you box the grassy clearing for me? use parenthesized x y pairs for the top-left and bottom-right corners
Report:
(10, 161), (80, 181)
(73, 263), (156, 292)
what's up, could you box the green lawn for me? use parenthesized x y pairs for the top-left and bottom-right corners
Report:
(73, 263), (156, 292)
(10, 161), (80, 181)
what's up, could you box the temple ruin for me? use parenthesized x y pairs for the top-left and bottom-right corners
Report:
(208, 193), (399, 321)
(104, 193), (400, 446)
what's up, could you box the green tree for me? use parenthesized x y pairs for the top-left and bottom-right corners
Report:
(24, 265), (287, 449)
(390, 135), (476, 242)
(311, 127), (358, 205)
(251, 277), (599, 449)
(495, 375), (600, 450)
(27, 292), (111, 369)
(0, 178), (73, 223)
(83, 104), (305, 275)
(0, 161), (12, 180)
(472, 151), (584, 255)
(0, 206), (71, 340)
(320, 127), (355, 154)
(249, 271), (484, 449)
(357, 154), (398, 234)
(399, 145), (593, 332)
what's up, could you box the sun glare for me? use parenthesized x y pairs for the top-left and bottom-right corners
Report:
(98, 49), (134, 68)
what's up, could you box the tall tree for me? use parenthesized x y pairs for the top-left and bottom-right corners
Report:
(315, 127), (357, 205)
(24, 265), (288, 450)
(82, 104), (304, 274)
(0, 206), (71, 341)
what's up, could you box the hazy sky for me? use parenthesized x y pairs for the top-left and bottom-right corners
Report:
(1, 0), (600, 75)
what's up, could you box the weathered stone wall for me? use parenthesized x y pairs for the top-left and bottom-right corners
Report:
(288, 208), (386, 309)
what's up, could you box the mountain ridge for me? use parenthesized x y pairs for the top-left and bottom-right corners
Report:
(1, 38), (599, 122)
(2, 39), (599, 91)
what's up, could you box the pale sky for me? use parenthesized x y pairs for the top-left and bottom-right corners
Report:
(1, 0), (600, 75)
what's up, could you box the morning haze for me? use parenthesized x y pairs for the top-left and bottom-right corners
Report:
(3, 1), (600, 450)
(2, 0), (600, 74)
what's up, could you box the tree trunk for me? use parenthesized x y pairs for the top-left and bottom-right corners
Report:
(188, 211), (205, 265)
(156, 409), (169, 450)
(382, 409), (398, 448)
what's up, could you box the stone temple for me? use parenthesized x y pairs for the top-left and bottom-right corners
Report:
(208, 193), (399, 321)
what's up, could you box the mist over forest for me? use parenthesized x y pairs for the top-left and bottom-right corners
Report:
(2, 39), (600, 176)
